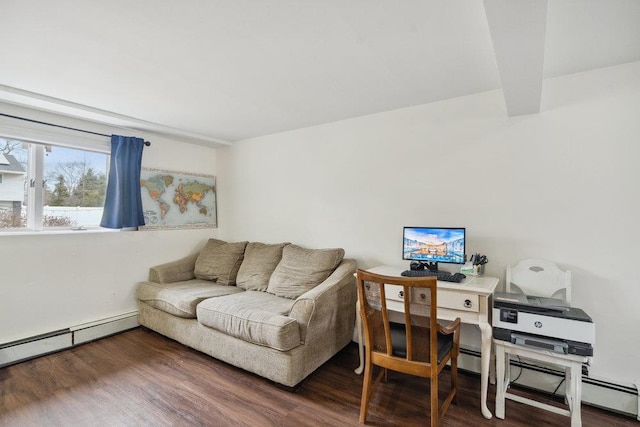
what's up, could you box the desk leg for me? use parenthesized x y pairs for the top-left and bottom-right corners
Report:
(479, 321), (493, 419)
(354, 302), (364, 375)
(495, 343), (506, 419)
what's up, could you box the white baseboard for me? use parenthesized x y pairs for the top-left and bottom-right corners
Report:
(0, 331), (72, 367)
(72, 311), (139, 345)
(0, 311), (139, 367)
(458, 348), (638, 419)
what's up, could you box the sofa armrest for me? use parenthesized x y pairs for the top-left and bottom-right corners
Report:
(289, 259), (357, 343)
(148, 254), (199, 283)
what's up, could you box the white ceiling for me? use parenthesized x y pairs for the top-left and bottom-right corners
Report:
(1, 0), (639, 146)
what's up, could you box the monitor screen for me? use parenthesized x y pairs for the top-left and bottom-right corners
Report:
(402, 227), (466, 264)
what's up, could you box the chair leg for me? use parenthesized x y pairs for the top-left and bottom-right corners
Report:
(360, 363), (387, 424)
(359, 361), (373, 424)
(569, 362), (583, 427)
(451, 356), (459, 405)
(431, 375), (439, 427)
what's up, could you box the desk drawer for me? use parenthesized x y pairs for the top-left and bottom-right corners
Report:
(384, 284), (407, 302)
(439, 291), (478, 312)
(412, 289), (479, 313)
(386, 285), (479, 313)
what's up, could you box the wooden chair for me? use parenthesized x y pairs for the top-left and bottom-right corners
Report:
(356, 269), (461, 426)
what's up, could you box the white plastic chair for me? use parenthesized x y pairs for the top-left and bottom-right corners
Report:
(495, 259), (587, 427)
(506, 258), (572, 304)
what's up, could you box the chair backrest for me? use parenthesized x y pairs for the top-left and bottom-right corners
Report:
(506, 258), (572, 304)
(356, 269), (439, 375)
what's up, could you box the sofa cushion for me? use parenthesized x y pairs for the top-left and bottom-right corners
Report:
(236, 242), (289, 291)
(197, 291), (299, 351)
(194, 239), (248, 285)
(137, 279), (245, 318)
(148, 254), (198, 283)
(267, 245), (345, 299)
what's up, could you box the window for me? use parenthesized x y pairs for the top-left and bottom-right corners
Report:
(0, 137), (109, 230)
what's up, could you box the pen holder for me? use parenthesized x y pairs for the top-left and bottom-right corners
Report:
(473, 264), (485, 276)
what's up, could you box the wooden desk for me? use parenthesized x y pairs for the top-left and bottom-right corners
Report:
(354, 265), (499, 419)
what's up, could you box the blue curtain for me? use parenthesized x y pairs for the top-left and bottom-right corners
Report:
(100, 135), (145, 229)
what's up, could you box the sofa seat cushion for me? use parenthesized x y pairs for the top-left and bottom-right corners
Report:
(137, 279), (245, 319)
(197, 291), (299, 351)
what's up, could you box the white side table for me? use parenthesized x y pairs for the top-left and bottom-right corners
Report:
(494, 339), (588, 427)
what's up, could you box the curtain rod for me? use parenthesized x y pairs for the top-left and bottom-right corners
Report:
(0, 112), (151, 146)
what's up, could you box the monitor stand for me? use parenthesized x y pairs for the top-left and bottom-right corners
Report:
(410, 261), (440, 273)
(424, 262), (439, 273)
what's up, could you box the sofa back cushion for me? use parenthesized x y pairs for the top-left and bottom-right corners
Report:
(236, 242), (289, 291)
(267, 244), (345, 299)
(194, 239), (248, 285)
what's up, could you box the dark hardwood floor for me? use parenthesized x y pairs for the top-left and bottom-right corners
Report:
(0, 328), (634, 426)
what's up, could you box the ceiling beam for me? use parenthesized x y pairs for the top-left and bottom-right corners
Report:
(484, 0), (548, 116)
(0, 84), (231, 147)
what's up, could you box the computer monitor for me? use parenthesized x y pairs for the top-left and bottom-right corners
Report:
(402, 226), (466, 272)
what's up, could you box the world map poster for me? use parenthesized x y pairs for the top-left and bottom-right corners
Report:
(139, 168), (217, 230)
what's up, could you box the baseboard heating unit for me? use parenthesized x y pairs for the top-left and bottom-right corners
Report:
(0, 311), (138, 368)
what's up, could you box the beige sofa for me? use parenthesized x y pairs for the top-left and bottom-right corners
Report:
(136, 239), (357, 388)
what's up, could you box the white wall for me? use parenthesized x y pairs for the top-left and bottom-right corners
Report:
(0, 135), (218, 344)
(217, 61), (640, 387)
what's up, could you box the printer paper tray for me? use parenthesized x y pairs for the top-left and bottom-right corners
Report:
(512, 332), (568, 354)
(493, 328), (593, 356)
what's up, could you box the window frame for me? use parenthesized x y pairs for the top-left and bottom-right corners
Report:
(1, 138), (111, 233)
(0, 106), (121, 234)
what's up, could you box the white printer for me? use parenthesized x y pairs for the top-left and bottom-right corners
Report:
(492, 292), (594, 356)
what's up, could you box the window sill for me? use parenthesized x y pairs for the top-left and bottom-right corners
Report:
(0, 227), (123, 237)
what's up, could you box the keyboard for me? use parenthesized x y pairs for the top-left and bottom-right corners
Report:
(400, 270), (466, 283)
